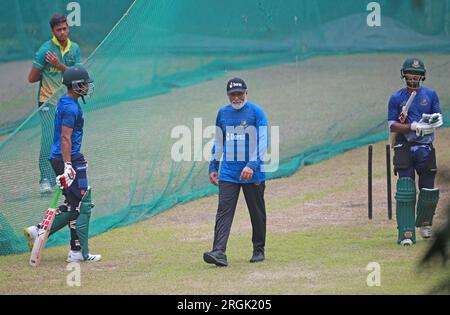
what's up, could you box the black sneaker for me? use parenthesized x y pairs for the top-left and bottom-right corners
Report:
(203, 250), (228, 267)
(250, 251), (265, 263)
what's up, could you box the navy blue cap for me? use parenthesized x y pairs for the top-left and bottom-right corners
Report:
(227, 77), (247, 94)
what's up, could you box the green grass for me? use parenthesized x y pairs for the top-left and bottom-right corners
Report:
(2, 126), (450, 294)
(1, 54), (450, 294)
(1, 221), (449, 294)
(1, 127), (450, 295)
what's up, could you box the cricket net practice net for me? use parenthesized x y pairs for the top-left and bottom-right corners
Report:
(1, 0), (450, 254)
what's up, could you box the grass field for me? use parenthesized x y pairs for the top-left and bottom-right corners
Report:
(1, 127), (449, 295)
(1, 53), (450, 294)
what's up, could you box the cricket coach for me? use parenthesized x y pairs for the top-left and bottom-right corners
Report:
(204, 78), (269, 267)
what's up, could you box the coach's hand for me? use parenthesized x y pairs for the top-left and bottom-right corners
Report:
(56, 162), (76, 189)
(240, 167), (254, 181)
(209, 172), (219, 186)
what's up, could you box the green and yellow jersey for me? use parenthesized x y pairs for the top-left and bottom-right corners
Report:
(32, 36), (81, 105)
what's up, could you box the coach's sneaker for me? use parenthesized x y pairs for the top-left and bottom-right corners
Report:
(23, 226), (38, 250)
(203, 250), (228, 267)
(67, 250), (102, 262)
(39, 178), (52, 194)
(420, 226), (432, 240)
(250, 250), (265, 263)
(400, 238), (413, 246)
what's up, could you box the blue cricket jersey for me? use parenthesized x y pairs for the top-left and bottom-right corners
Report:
(209, 101), (268, 183)
(50, 95), (84, 159)
(388, 86), (441, 144)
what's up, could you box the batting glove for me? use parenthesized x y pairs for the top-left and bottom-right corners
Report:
(56, 162), (76, 189)
(411, 121), (435, 137)
(421, 113), (443, 129)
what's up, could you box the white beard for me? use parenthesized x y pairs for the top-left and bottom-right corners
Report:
(231, 97), (247, 110)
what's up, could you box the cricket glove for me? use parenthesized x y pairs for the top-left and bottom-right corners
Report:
(420, 113), (443, 129)
(56, 162), (76, 189)
(411, 121), (435, 137)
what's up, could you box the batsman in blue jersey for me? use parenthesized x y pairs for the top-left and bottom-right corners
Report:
(389, 58), (443, 246)
(24, 66), (101, 262)
(204, 78), (268, 267)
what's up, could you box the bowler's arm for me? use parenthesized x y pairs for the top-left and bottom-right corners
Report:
(28, 67), (42, 83)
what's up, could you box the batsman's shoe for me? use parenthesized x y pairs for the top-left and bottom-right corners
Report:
(203, 250), (228, 267)
(23, 225), (38, 250)
(85, 253), (102, 262)
(39, 178), (53, 194)
(420, 226), (432, 240)
(250, 250), (265, 263)
(67, 250), (102, 262)
(400, 238), (413, 246)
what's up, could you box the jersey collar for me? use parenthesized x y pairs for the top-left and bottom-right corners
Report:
(52, 36), (72, 57)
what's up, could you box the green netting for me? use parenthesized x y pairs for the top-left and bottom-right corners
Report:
(0, 0), (133, 134)
(0, 0), (134, 61)
(1, 0), (450, 255)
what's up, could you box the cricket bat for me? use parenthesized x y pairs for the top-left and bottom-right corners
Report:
(390, 91), (417, 148)
(29, 187), (62, 267)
